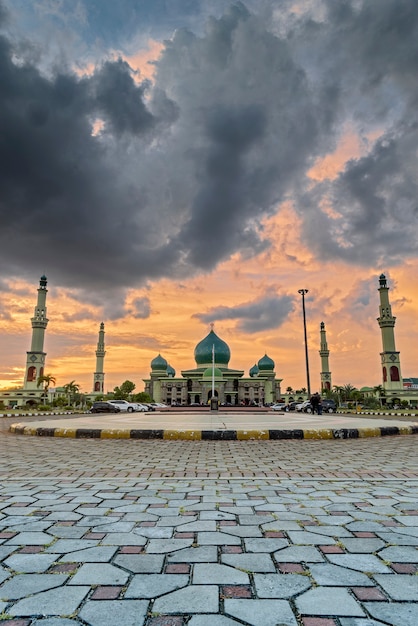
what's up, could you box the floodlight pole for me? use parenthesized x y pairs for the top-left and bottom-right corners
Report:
(298, 289), (311, 397)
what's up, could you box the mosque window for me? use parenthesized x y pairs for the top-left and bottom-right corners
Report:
(27, 366), (36, 382)
(383, 367), (387, 382)
(390, 366), (400, 381)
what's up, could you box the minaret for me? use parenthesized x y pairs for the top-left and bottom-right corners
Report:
(92, 322), (106, 393)
(23, 275), (49, 390)
(319, 321), (332, 392)
(377, 274), (402, 391)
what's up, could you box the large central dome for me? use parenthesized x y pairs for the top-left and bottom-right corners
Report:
(194, 329), (231, 367)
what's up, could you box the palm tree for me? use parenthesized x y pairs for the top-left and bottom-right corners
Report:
(63, 381), (80, 406)
(37, 374), (56, 404)
(286, 386), (294, 394)
(373, 385), (385, 407)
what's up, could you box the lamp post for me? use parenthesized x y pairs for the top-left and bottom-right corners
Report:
(298, 289), (311, 397)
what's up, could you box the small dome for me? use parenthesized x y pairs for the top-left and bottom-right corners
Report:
(151, 354), (168, 371)
(249, 363), (259, 377)
(203, 367), (223, 378)
(194, 329), (230, 367)
(167, 364), (176, 377)
(258, 354), (275, 371)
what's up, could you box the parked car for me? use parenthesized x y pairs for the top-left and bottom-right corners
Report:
(107, 400), (142, 413)
(296, 401), (312, 412)
(135, 403), (150, 412)
(271, 402), (286, 411)
(91, 401), (121, 414)
(321, 399), (337, 413)
(287, 401), (299, 411)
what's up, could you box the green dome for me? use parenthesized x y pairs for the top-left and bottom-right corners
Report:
(151, 354), (168, 371)
(203, 367), (223, 378)
(194, 330), (230, 367)
(167, 364), (176, 377)
(249, 363), (259, 377)
(258, 354), (275, 371)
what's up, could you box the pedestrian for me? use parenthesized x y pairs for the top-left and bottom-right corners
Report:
(310, 392), (321, 414)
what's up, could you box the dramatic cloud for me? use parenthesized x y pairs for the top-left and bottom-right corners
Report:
(194, 294), (294, 333)
(1, 0), (418, 304)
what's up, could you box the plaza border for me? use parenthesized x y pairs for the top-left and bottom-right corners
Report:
(9, 422), (418, 440)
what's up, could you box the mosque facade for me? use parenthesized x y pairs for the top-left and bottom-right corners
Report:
(144, 328), (282, 406)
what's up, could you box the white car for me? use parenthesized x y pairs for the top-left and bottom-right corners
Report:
(135, 403), (150, 412)
(296, 401), (312, 413)
(107, 400), (142, 413)
(271, 402), (286, 411)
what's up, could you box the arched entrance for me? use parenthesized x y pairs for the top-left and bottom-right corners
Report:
(207, 389), (219, 402)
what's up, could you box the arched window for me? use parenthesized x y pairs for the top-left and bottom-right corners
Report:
(94, 381), (100, 391)
(383, 366), (387, 382)
(324, 382), (330, 390)
(27, 366), (36, 382)
(390, 366), (400, 381)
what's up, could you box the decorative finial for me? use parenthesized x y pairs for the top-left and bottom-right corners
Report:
(210, 322), (214, 331)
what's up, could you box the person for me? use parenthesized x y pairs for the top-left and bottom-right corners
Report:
(310, 392), (322, 414)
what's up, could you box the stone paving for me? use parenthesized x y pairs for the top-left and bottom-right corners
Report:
(0, 416), (417, 625)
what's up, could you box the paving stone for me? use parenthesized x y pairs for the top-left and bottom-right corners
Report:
(9, 586), (89, 617)
(193, 563), (249, 584)
(44, 539), (98, 553)
(60, 546), (117, 562)
(197, 532), (241, 545)
(4, 553), (58, 573)
(78, 599), (148, 626)
(199, 511), (235, 521)
(114, 554), (164, 573)
(254, 573), (311, 598)
(244, 538), (288, 552)
(0, 574), (68, 600)
(340, 617), (384, 626)
(153, 585), (219, 613)
(224, 598), (298, 626)
(307, 526), (354, 537)
(341, 539), (385, 553)
(286, 531), (336, 545)
(376, 531), (418, 545)
(309, 564), (375, 587)
(373, 573), (418, 600)
(295, 587), (365, 617)
(125, 573), (189, 598)
(273, 546), (324, 562)
(325, 554), (391, 573)
(221, 553), (276, 572)
(133, 527), (173, 538)
(146, 538), (194, 553)
(221, 526), (263, 538)
(100, 532), (147, 545)
(5, 532), (54, 546)
(363, 602), (418, 626)
(188, 616), (242, 625)
(378, 546), (418, 562)
(167, 546), (218, 562)
(176, 521), (216, 532)
(32, 617), (80, 626)
(68, 563), (129, 585)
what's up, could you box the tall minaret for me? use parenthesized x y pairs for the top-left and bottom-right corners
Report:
(319, 322), (332, 392)
(377, 274), (402, 391)
(92, 322), (106, 393)
(23, 275), (49, 390)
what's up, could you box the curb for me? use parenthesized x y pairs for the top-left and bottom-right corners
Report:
(9, 423), (418, 440)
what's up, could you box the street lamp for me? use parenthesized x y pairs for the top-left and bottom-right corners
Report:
(298, 289), (311, 397)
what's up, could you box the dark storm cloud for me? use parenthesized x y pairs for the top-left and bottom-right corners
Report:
(194, 294), (294, 333)
(1, 0), (418, 308)
(294, 0), (418, 265)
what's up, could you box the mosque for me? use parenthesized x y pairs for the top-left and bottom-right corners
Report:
(1, 273), (418, 408)
(143, 326), (282, 406)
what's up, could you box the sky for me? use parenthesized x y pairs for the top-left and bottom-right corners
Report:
(1, 0), (418, 395)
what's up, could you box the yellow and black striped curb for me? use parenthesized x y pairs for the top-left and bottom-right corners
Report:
(9, 423), (418, 440)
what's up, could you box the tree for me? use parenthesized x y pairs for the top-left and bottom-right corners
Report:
(63, 381), (80, 406)
(133, 392), (152, 403)
(113, 380), (136, 400)
(286, 386), (294, 394)
(373, 385), (385, 407)
(37, 374), (56, 404)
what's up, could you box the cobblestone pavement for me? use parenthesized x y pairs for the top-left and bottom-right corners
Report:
(0, 417), (417, 625)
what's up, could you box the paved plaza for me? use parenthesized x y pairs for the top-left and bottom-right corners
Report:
(0, 414), (417, 625)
